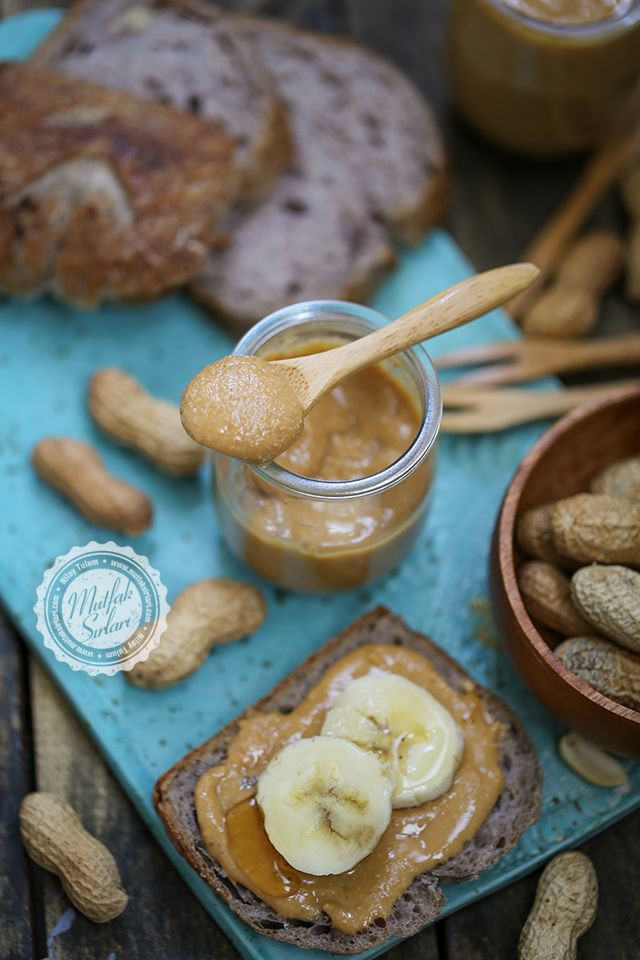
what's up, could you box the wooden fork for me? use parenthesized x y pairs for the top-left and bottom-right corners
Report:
(441, 381), (639, 433)
(436, 333), (640, 386)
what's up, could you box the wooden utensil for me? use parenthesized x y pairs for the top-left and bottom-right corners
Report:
(182, 263), (540, 462)
(441, 380), (639, 432)
(436, 332), (640, 386)
(491, 384), (640, 755)
(275, 263), (539, 409)
(508, 83), (640, 322)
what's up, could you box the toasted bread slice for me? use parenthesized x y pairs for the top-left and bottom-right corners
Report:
(0, 61), (239, 308)
(154, 608), (541, 954)
(31, 0), (290, 200)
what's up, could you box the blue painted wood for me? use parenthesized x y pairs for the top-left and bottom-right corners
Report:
(0, 12), (638, 960)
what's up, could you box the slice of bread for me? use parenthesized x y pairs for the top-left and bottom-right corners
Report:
(31, 0), (290, 200)
(154, 607), (541, 955)
(0, 62), (239, 307)
(32, 3), (446, 327)
(188, 155), (396, 333)
(236, 16), (448, 245)
(189, 14), (447, 330)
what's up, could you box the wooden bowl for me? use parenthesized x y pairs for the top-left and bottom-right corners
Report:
(490, 384), (640, 757)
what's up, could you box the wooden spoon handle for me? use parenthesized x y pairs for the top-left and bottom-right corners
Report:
(299, 263), (539, 399)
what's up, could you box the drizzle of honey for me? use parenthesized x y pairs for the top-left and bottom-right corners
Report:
(226, 797), (300, 898)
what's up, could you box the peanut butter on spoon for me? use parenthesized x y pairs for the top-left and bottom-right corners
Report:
(181, 264), (539, 464)
(181, 355), (304, 463)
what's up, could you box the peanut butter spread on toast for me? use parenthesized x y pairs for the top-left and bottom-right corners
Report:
(195, 644), (503, 934)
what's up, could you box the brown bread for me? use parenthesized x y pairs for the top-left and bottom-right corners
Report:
(154, 608), (541, 954)
(31, 0), (290, 200)
(190, 15), (448, 329)
(0, 62), (239, 307)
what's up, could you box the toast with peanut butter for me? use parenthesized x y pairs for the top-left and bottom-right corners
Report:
(154, 608), (541, 954)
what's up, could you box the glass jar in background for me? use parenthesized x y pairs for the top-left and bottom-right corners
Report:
(448, 0), (640, 156)
(213, 301), (442, 593)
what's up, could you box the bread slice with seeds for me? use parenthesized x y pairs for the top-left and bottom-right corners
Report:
(154, 607), (541, 955)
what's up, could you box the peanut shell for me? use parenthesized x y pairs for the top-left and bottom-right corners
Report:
(555, 229), (624, 293)
(517, 561), (590, 636)
(571, 564), (640, 655)
(127, 578), (266, 689)
(589, 455), (640, 500)
(555, 635), (640, 711)
(521, 287), (597, 339)
(551, 493), (640, 566)
(20, 793), (127, 922)
(520, 230), (624, 338)
(516, 504), (564, 564)
(89, 368), (205, 476)
(32, 437), (152, 535)
(518, 850), (597, 960)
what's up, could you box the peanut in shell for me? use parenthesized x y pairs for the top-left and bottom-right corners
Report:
(555, 635), (640, 711)
(589, 455), (640, 501)
(550, 494), (640, 566)
(517, 561), (590, 636)
(571, 564), (640, 655)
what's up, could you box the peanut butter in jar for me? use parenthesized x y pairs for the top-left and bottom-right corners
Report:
(212, 301), (441, 593)
(449, 0), (640, 156)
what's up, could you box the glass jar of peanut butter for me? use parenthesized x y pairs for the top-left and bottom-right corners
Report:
(449, 0), (640, 156)
(213, 301), (441, 593)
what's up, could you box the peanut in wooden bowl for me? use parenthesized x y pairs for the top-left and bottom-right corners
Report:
(490, 384), (640, 758)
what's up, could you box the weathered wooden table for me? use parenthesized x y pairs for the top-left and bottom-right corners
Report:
(1, 1), (639, 958)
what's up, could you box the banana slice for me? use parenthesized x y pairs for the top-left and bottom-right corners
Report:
(321, 671), (463, 808)
(256, 735), (393, 876)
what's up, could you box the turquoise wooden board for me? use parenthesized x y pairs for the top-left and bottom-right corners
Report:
(1, 12), (638, 958)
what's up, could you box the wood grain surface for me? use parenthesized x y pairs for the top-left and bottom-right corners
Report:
(491, 387), (640, 755)
(1, 0), (638, 959)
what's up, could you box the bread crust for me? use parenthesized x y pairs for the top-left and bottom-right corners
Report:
(31, 0), (291, 201)
(154, 607), (541, 954)
(0, 61), (239, 307)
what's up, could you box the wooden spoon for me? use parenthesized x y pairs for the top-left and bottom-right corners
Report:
(181, 262), (539, 463)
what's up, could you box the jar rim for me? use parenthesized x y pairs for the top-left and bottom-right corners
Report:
(231, 299), (442, 500)
(484, 0), (640, 36)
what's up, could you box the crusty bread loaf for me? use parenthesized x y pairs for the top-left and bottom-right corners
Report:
(0, 62), (239, 308)
(32, 0), (290, 199)
(189, 14), (447, 329)
(154, 607), (541, 954)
